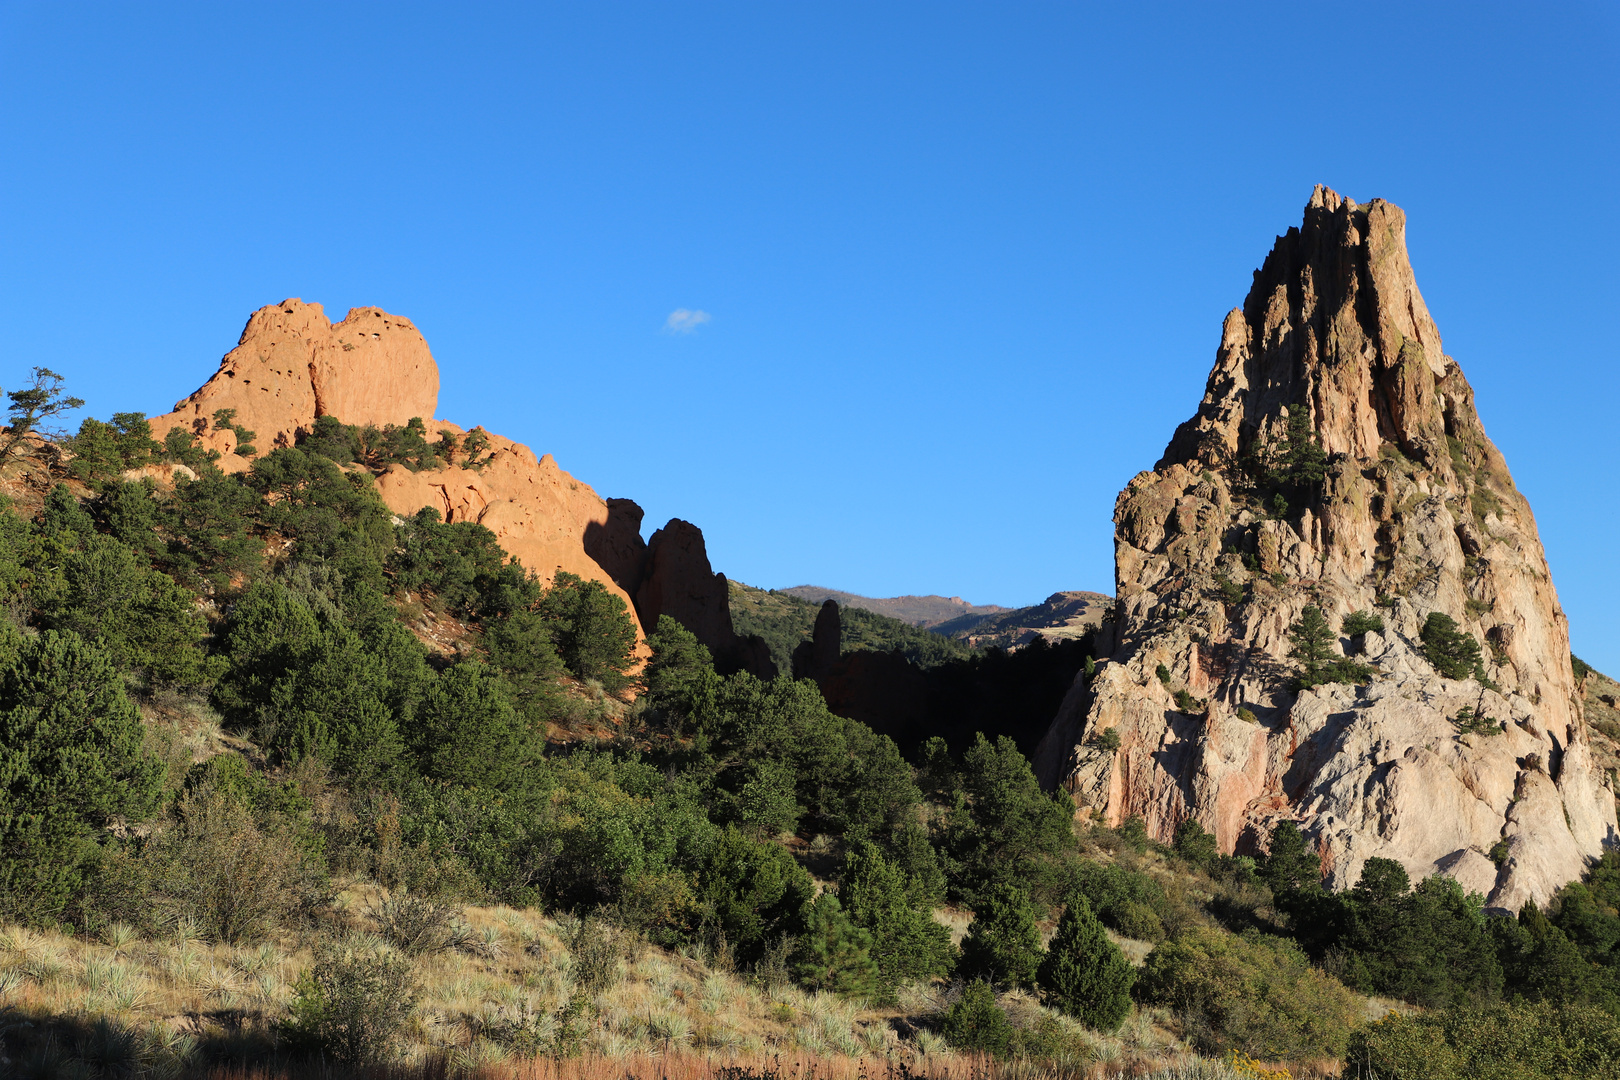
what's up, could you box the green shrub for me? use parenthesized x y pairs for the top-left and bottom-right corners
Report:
(1114, 900), (1166, 943)
(1215, 575), (1244, 605)
(286, 943), (417, 1065)
(565, 913), (632, 995)
(1136, 927), (1357, 1060)
(1155, 663), (1172, 685)
(1236, 707), (1258, 723)
(941, 980), (1014, 1057)
(1342, 610), (1384, 636)
(1573, 654), (1594, 681)
(1092, 727), (1121, 752)
(1068, 858), (1167, 934)
(1037, 893), (1134, 1032)
(958, 883), (1042, 989)
(144, 778), (326, 943)
(1348, 999), (1620, 1080)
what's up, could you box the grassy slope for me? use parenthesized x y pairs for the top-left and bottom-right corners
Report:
(0, 888), (1211, 1078)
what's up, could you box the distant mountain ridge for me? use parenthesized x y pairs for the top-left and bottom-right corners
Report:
(780, 586), (1009, 628)
(935, 590), (1114, 649)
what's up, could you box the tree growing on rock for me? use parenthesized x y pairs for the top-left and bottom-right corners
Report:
(1421, 612), (1487, 681)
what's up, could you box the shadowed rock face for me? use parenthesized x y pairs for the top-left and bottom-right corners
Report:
(1035, 185), (1614, 911)
(636, 520), (776, 679)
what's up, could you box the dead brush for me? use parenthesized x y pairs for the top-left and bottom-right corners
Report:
(368, 892), (474, 957)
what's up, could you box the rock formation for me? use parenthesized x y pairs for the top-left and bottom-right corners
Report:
(635, 520), (776, 678)
(149, 299), (438, 459)
(149, 299), (757, 660)
(1034, 186), (1615, 911)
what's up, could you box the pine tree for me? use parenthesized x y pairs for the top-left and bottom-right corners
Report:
(0, 630), (163, 923)
(1421, 612), (1486, 681)
(1287, 606), (1335, 683)
(840, 840), (955, 987)
(1259, 821), (1321, 893)
(958, 883), (1043, 989)
(789, 893), (881, 998)
(538, 570), (638, 691)
(1036, 892), (1135, 1031)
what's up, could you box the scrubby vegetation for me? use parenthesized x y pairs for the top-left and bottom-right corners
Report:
(4, 391), (1620, 1079)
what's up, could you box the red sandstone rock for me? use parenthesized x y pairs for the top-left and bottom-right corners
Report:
(149, 300), (438, 466)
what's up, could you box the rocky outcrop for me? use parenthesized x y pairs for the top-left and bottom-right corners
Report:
(1034, 186), (1614, 911)
(636, 520), (775, 678)
(793, 600), (929, 737)
(149, 300), (439, 460)
(150, 299), (759, 652)
(370, 427), (647, 619)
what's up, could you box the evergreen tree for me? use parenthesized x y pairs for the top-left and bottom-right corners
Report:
(1421, 612), (1487, 681)
(958, 883), (1043, 989)
(0, 631), (163, 922)
(729, 759), (800, 838)
(940, 980), (1014, 1057)
(1259, 821), (1321, 893)
(936, 733), (1076, 906)
(1276, 410), (1328, 486)
(481, 609), (564, 723)
(1287, 606), (1335, 680)
(840, 840), (955, 988)
(643, 614), (717, 718)
(34, 530), (219, 687)
(1037, 892), (1135, 1031)
(0, 367), (84, 466)
(409, 661), (531, 789)
(1173, 819), (1220, 870)
(789, 892), (881, 998)
(539, 570), (638, 691)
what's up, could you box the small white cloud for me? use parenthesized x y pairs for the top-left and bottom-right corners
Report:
(664, 308), (712, 334)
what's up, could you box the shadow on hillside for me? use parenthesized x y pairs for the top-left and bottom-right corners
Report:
(0, 1003), (415, 1080)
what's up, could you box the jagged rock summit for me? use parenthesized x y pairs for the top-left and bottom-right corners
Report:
(1035, 186), (1614, 912)
(148, 299), (760, 664)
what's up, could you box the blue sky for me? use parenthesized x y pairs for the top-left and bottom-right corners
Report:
(2, 3), (1617, 670)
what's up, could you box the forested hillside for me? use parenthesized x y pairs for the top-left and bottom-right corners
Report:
(3, 378), (1620, 1080)
(727, 580), (973, 675)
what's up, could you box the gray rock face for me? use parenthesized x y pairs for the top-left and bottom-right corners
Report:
(1034, 185), (1615, 910)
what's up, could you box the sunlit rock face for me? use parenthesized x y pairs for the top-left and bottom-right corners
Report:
(1034, 185), (1614, 912)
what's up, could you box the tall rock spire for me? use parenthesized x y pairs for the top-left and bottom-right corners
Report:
(1035, 186), (1613, 911)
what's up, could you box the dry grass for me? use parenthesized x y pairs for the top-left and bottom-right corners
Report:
(0, 885), (1289, 1079)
